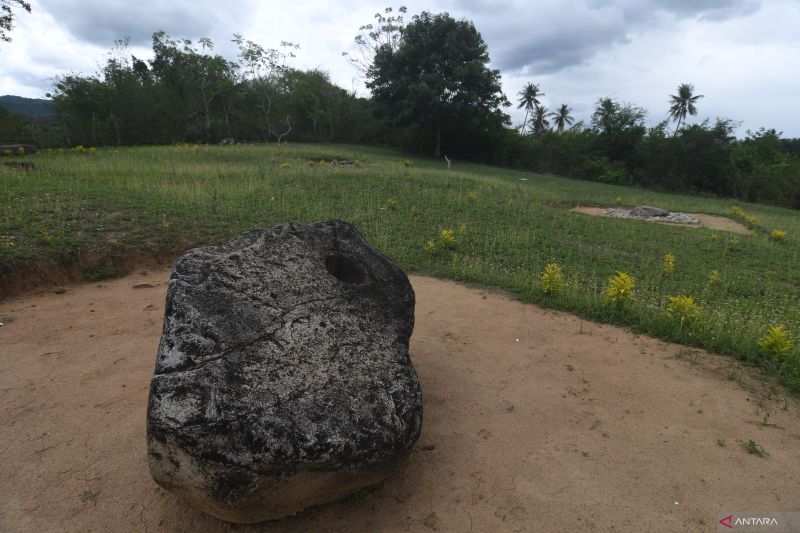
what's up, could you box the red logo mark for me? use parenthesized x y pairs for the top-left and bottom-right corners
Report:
(720, 514), (734, 529)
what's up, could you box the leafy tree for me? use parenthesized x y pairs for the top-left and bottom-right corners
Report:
(517, 83), (543, 133)
(0, 0), (29, 42)
(550, 104), (574, 132)
(0, 103), (27, 140)
(668, 83), (703, 134)
(591, 97), (647, 164)
(367, 10), (509, 156)
(529, 105), (550, 136)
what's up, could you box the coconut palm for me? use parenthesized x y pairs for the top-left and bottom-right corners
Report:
(529, 104), (550, 135)
(668, 83), (703, 133)
(517, 82), (544, 132)
(549, 104), (574, 132)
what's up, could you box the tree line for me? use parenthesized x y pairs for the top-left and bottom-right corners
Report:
(26, 33), (382, 147)
(502, 84), (800, 208)
(2, 5), (799, 208)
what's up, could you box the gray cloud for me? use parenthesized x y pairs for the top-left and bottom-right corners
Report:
(650, 0), (761, 20)
(446, 0), (763, 74)
(38, 1), (226, 47)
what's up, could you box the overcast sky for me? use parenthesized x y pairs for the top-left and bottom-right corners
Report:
(1, 0), (799, 136)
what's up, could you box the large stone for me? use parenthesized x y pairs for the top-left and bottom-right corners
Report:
(146, 220), (422, 523)
(630, 205), (669, 218)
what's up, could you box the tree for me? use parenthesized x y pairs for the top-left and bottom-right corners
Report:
(1, 0), (30, 42)
(550, 104), (574, 132)
(367, 10), (510, 156)
(233, 33), (298, 141)
(343, 6), (407, 77)
(529, 105), (550, 135)
(668, 83), (703, 134)
(517, 82), (543, 133)
(591, 97), (647, 164)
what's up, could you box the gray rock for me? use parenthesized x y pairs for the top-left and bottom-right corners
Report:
(604, 208), (699, 225)
(630, 205), (669, 217)
(147, 220), (422, 523)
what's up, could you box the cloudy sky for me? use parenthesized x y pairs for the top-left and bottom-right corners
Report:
(1, 0), (799, 136)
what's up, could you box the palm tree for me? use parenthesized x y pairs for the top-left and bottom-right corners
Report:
(668, 83), (703, 134)
(529, 104), (550, 135)
(549, 104), (574, 132)
(517, 82), (544, 133)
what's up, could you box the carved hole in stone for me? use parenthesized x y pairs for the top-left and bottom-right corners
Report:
(325, 254), (365, 284)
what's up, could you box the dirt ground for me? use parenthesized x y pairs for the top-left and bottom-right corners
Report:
(570, 207), (751, 234)
(1, 270), (799, 532)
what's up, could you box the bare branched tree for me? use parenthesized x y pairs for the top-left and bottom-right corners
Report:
(233, 34), (299, 141)
(342, 6), (407, 78)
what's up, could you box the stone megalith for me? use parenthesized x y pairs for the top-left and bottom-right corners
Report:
(630, 205), (669, 218)
(146, 220), (422, 523)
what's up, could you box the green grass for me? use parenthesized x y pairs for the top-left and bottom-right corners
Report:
(2, 142), (799, 389)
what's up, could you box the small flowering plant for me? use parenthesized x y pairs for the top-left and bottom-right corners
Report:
(540, 263), (565, 295)
(604, 271), (635, 306)
(771, 229), (786, 241)
(440, 228), (456, 248)
(758, 325), (794, 362)
(663, 252), (676, 274)
(666, 295), (700, 323)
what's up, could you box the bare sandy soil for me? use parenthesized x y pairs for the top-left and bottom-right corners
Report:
(1, 270), (799, 532)
(571, 207), (751, 234)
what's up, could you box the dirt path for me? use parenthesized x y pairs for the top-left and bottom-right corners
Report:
(1, 271), (798, 532)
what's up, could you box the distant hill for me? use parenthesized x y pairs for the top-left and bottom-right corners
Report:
(0, 95), (55, 119)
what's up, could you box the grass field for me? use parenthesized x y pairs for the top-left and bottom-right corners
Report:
(2, 143), (799, 390)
